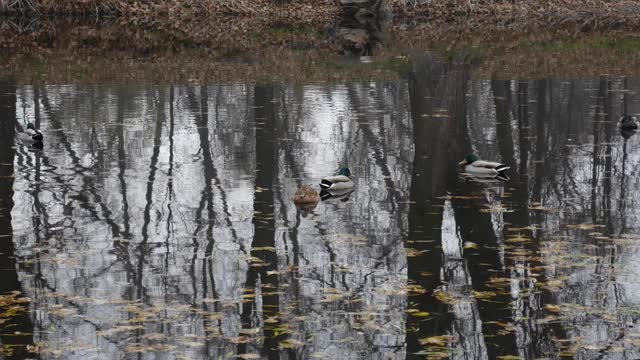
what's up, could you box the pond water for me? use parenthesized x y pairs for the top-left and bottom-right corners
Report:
(1, 53), (640, 360)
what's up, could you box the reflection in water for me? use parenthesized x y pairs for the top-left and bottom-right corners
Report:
(2, 56), (640, 359)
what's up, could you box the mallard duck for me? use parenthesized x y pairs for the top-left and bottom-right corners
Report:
(17, 123), (43, 142)
(293, 185), (320, 216)
(320, 168), (354, 192)
(619, 115), (639, 130)
(459, 154), (509, 180)
(320, 188), (353, 202)
(293, 185), (320, 205)
(460, 173), (510, 183)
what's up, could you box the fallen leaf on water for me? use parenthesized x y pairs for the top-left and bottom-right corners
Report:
(472, 291), (497, 300)
(279, 339), (305, 349)
(433, 290), (459, 305)
(418, 335), (456, 346)
(410, 311), (431, 318)
(238, 354), (261, 360)
(407, 248), (428, 257)
(464, 242), (479, 249)
(545, 304), (561, 313)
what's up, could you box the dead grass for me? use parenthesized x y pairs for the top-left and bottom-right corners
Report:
(2, 0), (640, 56)
(0, 0), (340, 55)
(392, 0), (640, 32)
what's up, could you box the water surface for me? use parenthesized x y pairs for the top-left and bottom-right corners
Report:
(1, 55), (640, 359)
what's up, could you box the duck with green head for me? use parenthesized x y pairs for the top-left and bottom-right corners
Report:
(459, 154), (510, 180)
(320, 167), (354, 192)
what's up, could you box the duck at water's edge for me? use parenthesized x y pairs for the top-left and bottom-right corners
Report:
(320, 168), (355, 192)
(459, 154), (510, 181)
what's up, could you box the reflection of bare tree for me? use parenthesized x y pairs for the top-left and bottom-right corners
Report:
(406, 53), (472, 353)
(6, 69), (640, 360)
(0, 79), (35, 359)
(494, 80), (563, 358)
(532, 80), (547, 210)
(452, 190), (517, 359)
(591, 79), (606, 223)
(135, 87), (165, 307)
(163, 86), (176, 304)
(603, 79), (614, 231)
(517, 82), (529, 178)
(186, 86), (222, 345)
(240, 85), (281, 358)
(619, 78), (630, 235)
(492, 80), (516, 169)
(117, 89), (132, 239)
(39, 88), (124, 236)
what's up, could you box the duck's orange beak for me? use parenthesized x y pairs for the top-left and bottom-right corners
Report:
(458, 160), (466, 165)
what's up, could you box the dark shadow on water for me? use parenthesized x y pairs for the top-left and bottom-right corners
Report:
(0, 80), (35, 359)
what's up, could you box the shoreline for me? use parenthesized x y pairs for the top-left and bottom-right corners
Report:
(3, 1), (640, 81)
(2, 1), (640, 56)
(4, 30), (640, 83)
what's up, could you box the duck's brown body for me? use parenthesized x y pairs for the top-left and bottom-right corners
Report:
(293, 185), (320, 204)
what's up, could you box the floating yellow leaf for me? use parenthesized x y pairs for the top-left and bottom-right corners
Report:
(407, 248), (428, 257)
(545, 304), (561, 313)
(433, 290), (459, 305)
(506, 236), (530, 243)
(567, 223), (606, 230)
(405, 284), (427, 296)
(472, 291), (497, 300)
(464, 242), (479, 249)
(279, 339), (305, 349)
(411, 311), (431, 318)
(418, 335), (456, 346)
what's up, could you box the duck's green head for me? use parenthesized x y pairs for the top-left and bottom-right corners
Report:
(27, 123), (35, 130)
(460, 154), (478, 165)
(338, 168), (351, 177)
